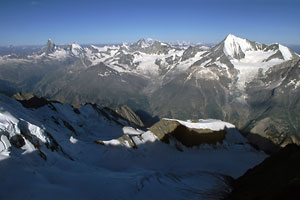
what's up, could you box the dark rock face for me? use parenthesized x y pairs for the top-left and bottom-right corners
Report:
(226, 144), (300, 200)
(115, 105), (144, 127)
(117, 53), (136, 69)
(44, 63), (150, 109)
(181, 46), (202, 61)
(9, 134), (26, 148)
(42, 39), (56, 55)
(12, 92), (57, 109)
(240, 130), (280, 154)
(264, 50), (284, 62)
(245, 59), (300, 147)
(149, 119), (227, 147)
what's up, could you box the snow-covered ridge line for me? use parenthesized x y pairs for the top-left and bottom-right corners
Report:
(223, 34), (295, 62)
(0, 34), (298, 99)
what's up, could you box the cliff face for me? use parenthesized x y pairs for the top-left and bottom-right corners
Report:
(226, 144), (300, 200)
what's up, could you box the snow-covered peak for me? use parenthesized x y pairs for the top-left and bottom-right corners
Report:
(71, 42), (82, 50)
(223, 34), (257, 59)
(70, 43), (84, 56)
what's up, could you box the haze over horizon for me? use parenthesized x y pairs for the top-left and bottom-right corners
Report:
(0, 0), (300, 46)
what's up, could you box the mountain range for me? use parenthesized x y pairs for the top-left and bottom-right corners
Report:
(1, 34), (300, 199)
(0, 34), (300, 150)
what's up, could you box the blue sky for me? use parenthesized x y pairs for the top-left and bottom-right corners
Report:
(0, 0), (299, 45)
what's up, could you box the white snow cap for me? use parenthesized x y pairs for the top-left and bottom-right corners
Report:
(223, 34), (255, 59)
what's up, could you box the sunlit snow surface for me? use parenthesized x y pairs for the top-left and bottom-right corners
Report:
(0, 95), (267, 200)
(231, 50), (284, 90)
(223, 34), (255, 59)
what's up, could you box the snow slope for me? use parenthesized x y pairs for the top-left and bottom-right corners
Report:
(231, 50), (284, 90)
(0, 94), (267, 199)
(224, 34), (256, 59)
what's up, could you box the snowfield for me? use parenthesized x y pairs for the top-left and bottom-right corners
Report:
(0, 94), (267, 200)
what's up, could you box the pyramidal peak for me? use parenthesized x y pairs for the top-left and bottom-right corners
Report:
(223, 34), (259, 59)
(133, 38), (158, 48)
(42, 38), (56, 55)
(222, 34), (295, 61)
(46, 38), (55, 47)
(225, 33), (239, 40)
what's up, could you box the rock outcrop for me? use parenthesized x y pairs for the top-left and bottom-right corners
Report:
(226, 144), (300, 200)
(115, 105), (144, 127)
(97, 118), (239, 150)
(12, 92), (58, 109)
(149, 119), (227, 147)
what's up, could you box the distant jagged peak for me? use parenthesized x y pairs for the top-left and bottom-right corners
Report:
(135, 38), (156, 48)
(42, 38), (56, 55)
(70, 43), (85, 56)
(121, 42), (129, 47)
(170, 40), (198, 47)
(170, 40), (192, 46)
(47, 38), (54, 45)
(42, 39), (85, 57)
(71, 42), (82, 49)
(128, 38), (172, 55)
(133, 38), (169, 48)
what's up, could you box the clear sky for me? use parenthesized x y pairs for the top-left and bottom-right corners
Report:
(0, 0), (299, 46)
